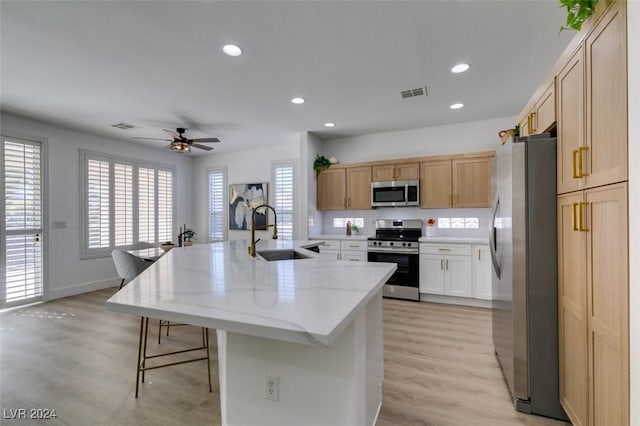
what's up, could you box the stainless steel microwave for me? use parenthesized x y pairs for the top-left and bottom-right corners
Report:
(371, 180), (419, 208)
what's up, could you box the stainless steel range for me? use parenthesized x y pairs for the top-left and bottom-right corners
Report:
(367, 219), (422, 301)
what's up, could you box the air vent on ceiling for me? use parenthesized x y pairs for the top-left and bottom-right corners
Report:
(400, 86), (428, 99)
(111, 122), (138, 130)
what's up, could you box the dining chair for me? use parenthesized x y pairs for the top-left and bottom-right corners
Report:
(129, 241), (155, 250)
(111, 249), (153, 290)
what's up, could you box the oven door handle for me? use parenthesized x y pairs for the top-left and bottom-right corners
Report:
(367, 249), (419, 255)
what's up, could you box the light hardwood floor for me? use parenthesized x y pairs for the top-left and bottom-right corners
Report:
(0, 289), (569, 425)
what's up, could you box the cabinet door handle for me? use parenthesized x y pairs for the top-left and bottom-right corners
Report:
(572, 150), (580, 178)
(445, 259), (449, 270)
(529, 112), (537, 133)
(478, 249), (481, 261)
(579, 202), (590, 232)
(348, 244), (359, 248)
(578, 147), (589, 177)
(440, 259), (444, 270)
(343, 198), (347, 208)
(572, 203), (579, 231)
(449, 194), (453, 206)
(438, 248), (451, 252)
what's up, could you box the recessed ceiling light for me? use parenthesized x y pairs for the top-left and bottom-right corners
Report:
(451, 63), (470, 73)
(450, 103), (465, 110)
(324, 122), (335, 128)
(291, 97), (305, 104)
(222, 44), (242, 57)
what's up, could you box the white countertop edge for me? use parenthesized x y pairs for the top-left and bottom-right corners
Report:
(309, 234), (371, 241)
(106, 266), (395, 348)
(418, 236), (488, 244)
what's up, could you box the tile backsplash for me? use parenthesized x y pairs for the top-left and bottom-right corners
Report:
(317, 207), (491, 238)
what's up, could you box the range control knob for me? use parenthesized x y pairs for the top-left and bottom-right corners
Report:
(407, 243), (412, 247)
(389, 242), (394, 246)
(402, 242), (407, 247)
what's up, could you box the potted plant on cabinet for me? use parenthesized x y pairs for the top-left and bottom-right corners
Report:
(180, 229), (197, 246)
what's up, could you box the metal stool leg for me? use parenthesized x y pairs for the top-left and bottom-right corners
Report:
(203, 327), (212, 392)
(135, 317), (145, 398)
(141, 317), (149, 384)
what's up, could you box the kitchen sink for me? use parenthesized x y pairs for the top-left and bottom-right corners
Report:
(257, 249), (311, 261)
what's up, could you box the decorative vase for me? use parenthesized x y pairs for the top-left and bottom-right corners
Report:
(184, 241), (194, 247)
(426, 225), (436, 237)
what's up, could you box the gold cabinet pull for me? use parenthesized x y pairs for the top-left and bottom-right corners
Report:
(572, 150), (580, 178)
(438, 248), (451, 252)
(527, 114), (532, 135)
(343, 198), (347, 208)
(572, 203), (579, 231)
(478, 249), (481, 261)
(578, 146), (589, 177)
(529, 112), (537, 133)
(445, 259), (449, 270)
(579, 202), (589, 232)
(440, 259), (444, 270)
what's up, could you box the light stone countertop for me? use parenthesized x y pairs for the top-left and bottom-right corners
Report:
(106, 240), (396, 347)
(419, 236), (489, 244)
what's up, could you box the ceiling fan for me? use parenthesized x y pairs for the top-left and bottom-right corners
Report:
(134, 127), (220, 153)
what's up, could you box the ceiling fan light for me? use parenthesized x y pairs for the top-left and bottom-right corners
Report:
(170, 142), (191, 153)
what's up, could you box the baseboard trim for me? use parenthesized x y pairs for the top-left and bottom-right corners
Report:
(419, 294), (493, 309)
(47, 278), (119, 301)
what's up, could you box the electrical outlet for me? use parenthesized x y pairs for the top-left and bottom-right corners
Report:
(265, 375), (279, 401)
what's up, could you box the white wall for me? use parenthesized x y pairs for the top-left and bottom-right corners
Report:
(627, 1), (639, 423)
(191, 138), (300, 244)
(299, 132), (324, 239)
(322, 116), (515, 163)
(1, 112), (194, 299)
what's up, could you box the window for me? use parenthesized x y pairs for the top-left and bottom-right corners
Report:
(436, 217), (479, 229)
(81, 151), (176, 257)
(333, 217), (365, 228)
(272, 161), (295, 240)
(207, 167), (226, 242)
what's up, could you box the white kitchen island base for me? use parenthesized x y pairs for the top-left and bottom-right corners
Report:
(217, 290), (383, 426)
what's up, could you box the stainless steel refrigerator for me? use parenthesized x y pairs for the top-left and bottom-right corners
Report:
(489, 134), (567, 420)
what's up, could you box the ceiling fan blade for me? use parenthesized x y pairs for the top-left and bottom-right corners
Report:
(192, 143), (214, 151)
(190, 137), (220, 143)
(134, 137), (172, 141)
(162, 129), (180, 138)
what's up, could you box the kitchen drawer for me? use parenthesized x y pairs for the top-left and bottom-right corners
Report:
(419, 243), (471, 256)
(340, 240), (367, 252)
(341, 251), (367, 262)
(312, 239), (341, 250)
(317, 251), (340, 261)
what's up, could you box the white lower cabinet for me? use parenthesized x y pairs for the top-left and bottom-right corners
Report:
(472, 245), (492, 300)
(310, 238), (368, 262)
(419, 243), (472, 297)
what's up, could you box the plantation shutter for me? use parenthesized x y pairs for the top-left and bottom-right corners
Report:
(157, 169), (173, 243)
(3, 139), (43, 306)
(113, 162), (133, 246)
(138, 167), (156, 243)
(208, 169), (225, 241)
(87, 158), (110, 248)
(274, 163), (294, 240)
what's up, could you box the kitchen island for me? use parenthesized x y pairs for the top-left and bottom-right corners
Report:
(106, 240), (396, 426)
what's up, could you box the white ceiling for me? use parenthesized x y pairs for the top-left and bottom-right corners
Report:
(1, 1), (573, 155)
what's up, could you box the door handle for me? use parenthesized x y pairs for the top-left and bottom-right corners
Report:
(572, 150), (580, 178)
(445, 259), (449, 270)
(579, 202), (590, 232)
(529, 112), (537, 133)
(440, 259), (444, 270)
(578, 147), (589, 177)
(572, 203), (579, 231)
(478, 249), (481, 261)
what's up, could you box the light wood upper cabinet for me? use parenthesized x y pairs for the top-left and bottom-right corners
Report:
(420, 160), (451, 208)
(317, 168), (346, 210)
(518, 77), (556, 136)
(420, 156), (492, 209)
(585, 1), (627, 189)
(317, 166), (371, 210)
(372, 163), (419, 181)
(557, 1), (627, 194)
(452, 157), (491, 208)
(557, 45), (586, 194)
(346, 166), (371, 210)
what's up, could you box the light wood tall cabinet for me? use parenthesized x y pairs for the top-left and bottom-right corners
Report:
(558, 184), (628, 426)
(372, 163), (419, 181)
(519, 79), (556, 137)
(552, 1), (629, 424)
(419, 155), (492, 209)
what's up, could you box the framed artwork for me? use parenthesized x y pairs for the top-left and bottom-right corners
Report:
(229, 182), (268, 230)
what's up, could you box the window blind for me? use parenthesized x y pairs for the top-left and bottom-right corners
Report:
(4, 140), (43, 305)
(208, 169), (225, 241)
(138, 167), (156, 243)
(157, 169), (173, 243)
(114, 163), (133, 246)
(273, 163), (294, 240)
(87, 158), (110, 248)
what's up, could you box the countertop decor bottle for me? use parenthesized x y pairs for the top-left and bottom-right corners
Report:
(346, 221), (352, 236)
